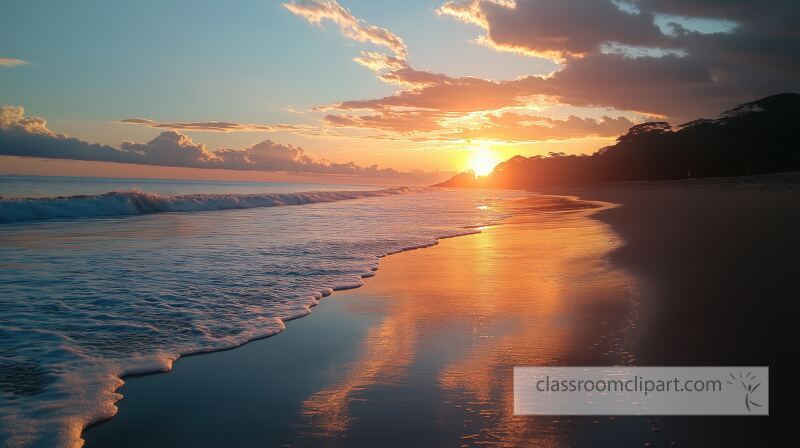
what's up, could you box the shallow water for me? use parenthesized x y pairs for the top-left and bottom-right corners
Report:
(84, 197), (644, 448)
(0, 176), (525, 447)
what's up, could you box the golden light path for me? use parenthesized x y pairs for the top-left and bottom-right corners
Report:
(297, 197), (641, 446)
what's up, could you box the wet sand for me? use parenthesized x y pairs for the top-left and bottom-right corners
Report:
(83, 176), (796, 447)
(542, 174), (798, 442)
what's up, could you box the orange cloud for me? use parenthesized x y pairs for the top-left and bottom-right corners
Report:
(324, 109), (447, 133)
(334, 74), (534, 113)
(352, 52), (449, 88)
(448, 112), (636, 141)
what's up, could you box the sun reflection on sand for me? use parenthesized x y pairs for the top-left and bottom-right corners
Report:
(298, 197), (640, 446)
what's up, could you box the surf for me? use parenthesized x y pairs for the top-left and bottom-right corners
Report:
(0, 187), (416, 223)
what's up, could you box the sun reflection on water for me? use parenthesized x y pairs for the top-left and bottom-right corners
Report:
(298, 197), (640, 446)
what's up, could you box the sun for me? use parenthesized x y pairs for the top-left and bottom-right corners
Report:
(468, 148), (500, 177)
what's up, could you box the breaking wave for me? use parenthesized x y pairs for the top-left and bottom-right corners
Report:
(0, 187), (416, 223)
(0, 186), (528, 447)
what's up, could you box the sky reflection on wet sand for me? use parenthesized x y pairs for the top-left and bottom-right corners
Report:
(296, 199), (640, 446)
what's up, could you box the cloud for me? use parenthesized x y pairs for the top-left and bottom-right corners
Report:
(285, 0), (407, 58)
(324, 109), (447, 133)
(213, 140), (310, 171)
(333, 73), (529, 113)
(214, 139), (433, 177)
(0, 106), (142, 164)
(330, 47), (793, 122)
(0, 105), (444, 181)
(0, 58), (29, 67)
(528, 52), (718, 117)
(0, 106), (56, 136)
(286, 0), (663, 140)
(438, 0), (668, 60)
(119, 118), (308, 133)
(119, 131), (217, 167)
(352, 52), (449, 88)
(446, 113), (637, 141)
(635, 0), (798, 37)
(303, 0), (800, 132)
(434, 1), (799, 117)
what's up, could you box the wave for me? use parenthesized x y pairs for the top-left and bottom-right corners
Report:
(0, 187), (416, 223)
(0, 187), (527, 447)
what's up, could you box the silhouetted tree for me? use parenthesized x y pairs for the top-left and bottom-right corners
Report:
(436, 93), (800, 188)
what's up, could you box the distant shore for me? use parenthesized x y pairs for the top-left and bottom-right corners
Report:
(83, 174), (795, 447)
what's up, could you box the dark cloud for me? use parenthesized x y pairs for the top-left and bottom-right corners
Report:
(211, 139), (415, 177)
(0, 106), (143, 164)
(0, 106), (445, 182)
(440, 0), (668, 58)
(635, 0), (799, 36)
(118, 131), (216, 167)
(527, 53), (722, 119)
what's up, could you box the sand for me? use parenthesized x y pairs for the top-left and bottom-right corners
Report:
(83, 174), (797, 447)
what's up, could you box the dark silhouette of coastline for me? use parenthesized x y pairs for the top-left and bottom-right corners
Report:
(435, 93), (799, 188)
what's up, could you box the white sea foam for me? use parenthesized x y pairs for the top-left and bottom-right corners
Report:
(0, 185), (526, 447)
(0, 187), (414, 223)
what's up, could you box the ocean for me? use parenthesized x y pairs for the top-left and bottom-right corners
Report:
(0, 175), (524, 447)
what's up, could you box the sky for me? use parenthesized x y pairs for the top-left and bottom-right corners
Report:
(1, 0), (798, 184)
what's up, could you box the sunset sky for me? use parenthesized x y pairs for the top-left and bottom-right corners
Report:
(1, 0), (798, 184)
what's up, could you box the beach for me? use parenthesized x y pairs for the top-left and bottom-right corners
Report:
(3, 1), (797, 445)
(82, 175), (795, 447)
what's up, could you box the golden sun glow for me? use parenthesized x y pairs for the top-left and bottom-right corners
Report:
(467, 148), (500, 177)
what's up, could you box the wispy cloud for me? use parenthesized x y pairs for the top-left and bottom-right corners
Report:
(0, 58), (29, 67)
(352, 51), (450, 88)
(119, 118), (310, 133)
(284, 0), (407, 58)
(324, 109), (449, 133)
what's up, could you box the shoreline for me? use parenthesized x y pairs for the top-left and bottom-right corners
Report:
(90, 194), (599, 387)
(77, 222), (492, 439)
(84, 196), (644, 446)
(1, 188), (509, 448)
(82, 177), (800, 446)
(75, 194), (553, 445)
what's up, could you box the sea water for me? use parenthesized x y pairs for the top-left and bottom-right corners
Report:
(0, 175), (524, 447)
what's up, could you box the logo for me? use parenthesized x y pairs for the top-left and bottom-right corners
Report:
(727, 370), (763, 412)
